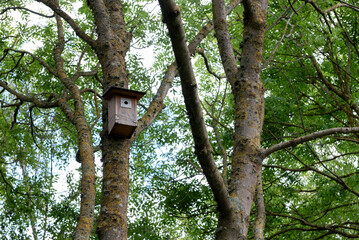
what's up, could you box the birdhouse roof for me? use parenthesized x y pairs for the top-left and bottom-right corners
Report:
(103, 86), (146, 100)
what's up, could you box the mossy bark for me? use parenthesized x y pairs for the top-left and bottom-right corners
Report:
(86, 0), (132, 239)
(213, 0), (268, 238)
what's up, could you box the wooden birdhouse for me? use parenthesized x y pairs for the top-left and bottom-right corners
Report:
(103, 87), (145, 138)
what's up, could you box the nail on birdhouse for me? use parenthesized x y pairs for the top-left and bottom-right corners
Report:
(103, 87), (146, 138)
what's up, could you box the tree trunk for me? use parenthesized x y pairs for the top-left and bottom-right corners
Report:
(96, 136), (132, 240)
(213, 0), (268, 238)
(160, 0), (268, 238)
(85, 0), (132, 239)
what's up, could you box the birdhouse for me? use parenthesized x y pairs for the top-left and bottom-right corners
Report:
(103, 87), (145, 138)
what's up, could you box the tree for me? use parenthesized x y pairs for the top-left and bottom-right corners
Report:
(159, 0), (359, 239)
(1, 0), (359, 239)
(0, 0), (224, 239)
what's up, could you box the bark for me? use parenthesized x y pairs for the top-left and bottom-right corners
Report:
(135, 0), (241, 136)
(90, 0), (234, 237)
(212, 0), (238, 88)
(19, 3), (98, 238)
(253, 171), (265, 240)
(72, 121), (96, 240)
(212, 0), (268, 238)
(34, 0), (243, 239)
(96, 137), (132, 240)
(2, 0), (243, 239)
(84, 0), (132, 239)
(160, 0), (268, 238)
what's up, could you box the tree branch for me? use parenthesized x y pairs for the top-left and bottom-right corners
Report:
(253, 171), (265, 240)
(0, 6), (55, 18)
(4, 48), (58, 77)
(267, 211), (359, 238)
(158, 0), (232, 215)
(135, 0), (241, 136)
(264, 127), (359, 157)
(333, 0), (359, 12)
(35, 0), (96, 48)
(196, 48), (225, 80)
(212, 0), (238, 88)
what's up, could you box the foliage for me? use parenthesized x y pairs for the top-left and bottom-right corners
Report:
(1, 0), (359, 239)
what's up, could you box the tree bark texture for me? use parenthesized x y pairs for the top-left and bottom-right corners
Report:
(253, 171), (265, 240)
(37, 0), (269, 238)
(86, 0), (132, 239)
(72, 118), (96, 240)
(228, 1), (268, 238)
(96, 137), (132, 240)
(88, 0), (230, 238)
(7, 1), (359, 239)
(212, 0), (268, 239)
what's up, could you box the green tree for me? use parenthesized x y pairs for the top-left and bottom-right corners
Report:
(159, 0), (359, 239)
(1, 0), (359, 239)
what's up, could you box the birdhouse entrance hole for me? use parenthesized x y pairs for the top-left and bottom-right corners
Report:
(121, 98), (132, 108)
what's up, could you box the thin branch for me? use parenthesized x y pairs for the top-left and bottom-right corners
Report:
(266, 147), (359, 198)
(263, 9), (298, 68)
(201, 101), (233, 134)
(267, 211), (359, 238)
(0, 80), (60, 109)
(0, 6), (54, 18)
(333, 0), (359, 12)
(186, 158), (203, 173)
(266, 2), (293, 32)
(302, 0), (333, 33)
(287, 0), (299, 15)
(4, 48), (58, 77)
(196, 48), (225, 80)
